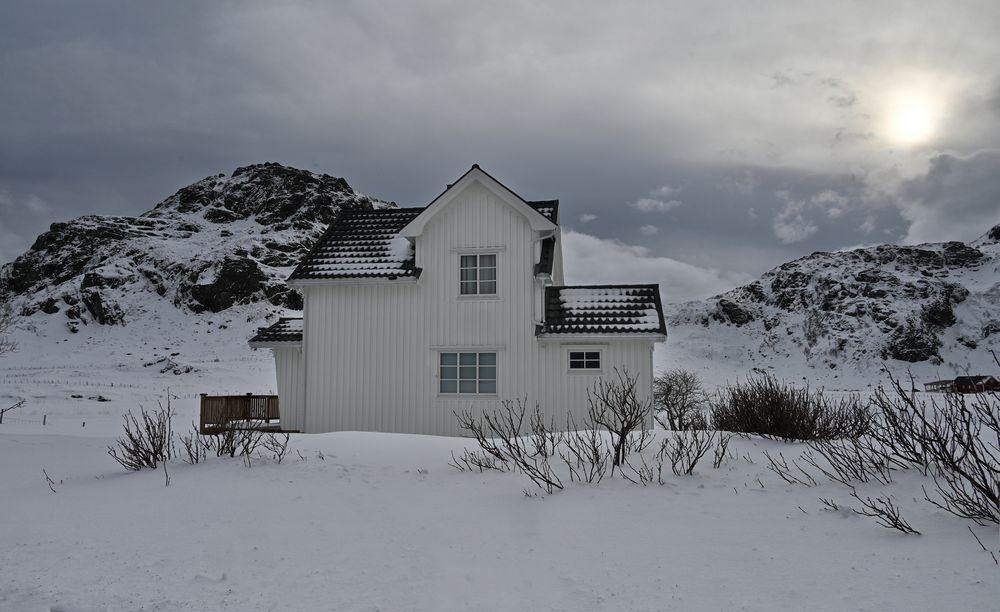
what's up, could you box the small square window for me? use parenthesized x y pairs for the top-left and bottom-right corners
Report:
(569, 350), (601, 370)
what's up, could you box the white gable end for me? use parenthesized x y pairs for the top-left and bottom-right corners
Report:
(399, 165), (557, 239)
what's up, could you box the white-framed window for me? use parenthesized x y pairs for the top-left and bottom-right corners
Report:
(568, 350), (602, 372)
(439, 352), (497, 394)
(459, 253), (497, 295)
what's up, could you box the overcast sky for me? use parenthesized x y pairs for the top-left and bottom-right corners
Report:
(2, 1), (998, 302)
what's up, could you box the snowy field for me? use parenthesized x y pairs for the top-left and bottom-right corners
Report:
(2, 425), (997, 611)
(1, 315), (997, 611)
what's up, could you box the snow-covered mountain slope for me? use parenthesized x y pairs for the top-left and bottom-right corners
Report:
(1, 163), (387, 331)
(661, 226), (1000, 388)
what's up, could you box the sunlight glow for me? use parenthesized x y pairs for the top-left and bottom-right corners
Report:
(885, 91), (942, 146)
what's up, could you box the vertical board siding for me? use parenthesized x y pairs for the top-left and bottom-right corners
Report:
(302, 182), (656, 436)
(274, 347), (305, 431)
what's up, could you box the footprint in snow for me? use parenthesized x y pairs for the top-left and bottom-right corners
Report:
(192, 572), (227, 584)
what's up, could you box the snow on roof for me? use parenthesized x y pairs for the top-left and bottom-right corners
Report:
(289, 208), (423, 281)
(249, 317), (303, 345)
(540, 285), (666, 336)
(527, 200), (559, 224)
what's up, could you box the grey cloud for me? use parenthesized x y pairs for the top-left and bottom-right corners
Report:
(0, 0), (997, 285)
(899, 151), (1000, 243)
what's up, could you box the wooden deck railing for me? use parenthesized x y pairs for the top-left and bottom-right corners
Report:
(199, 394), (280, 434)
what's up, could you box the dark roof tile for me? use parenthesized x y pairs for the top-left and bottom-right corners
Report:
(289, 208), (423, 281)
(527, 200), (559, 223)
(540, 285), (666, 335)
(250, 317), (303, 345)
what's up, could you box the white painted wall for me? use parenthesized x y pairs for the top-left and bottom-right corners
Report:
(273, 347), (305, 431)
(300, 180), (656, 436)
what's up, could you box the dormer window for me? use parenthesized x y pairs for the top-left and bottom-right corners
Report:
(460, 254), (497, 295)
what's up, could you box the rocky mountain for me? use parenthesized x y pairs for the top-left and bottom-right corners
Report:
(667, 225), (1000, 381)
(0, 163), (388, 332)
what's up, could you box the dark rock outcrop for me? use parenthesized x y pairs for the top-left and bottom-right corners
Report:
(670, 229), (998, 368)
(1, 163), (388, 326)
(884, 317), (942, 363)
(714, 299), (754, 326)
(188, 257), (266, 313)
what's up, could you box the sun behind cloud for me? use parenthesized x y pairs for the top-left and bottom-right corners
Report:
(882, 84), (947, 146)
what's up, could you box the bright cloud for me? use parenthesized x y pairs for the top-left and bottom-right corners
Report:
(632, 198), (682, 213)
(772, 191), (819, 243)
(631, 184), (683, 214)
(562, 230), (752, 303)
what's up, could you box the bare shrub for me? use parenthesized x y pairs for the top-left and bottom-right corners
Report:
(819, 497), (842, 512)
(212, 422), (266, 460)
(763, 449), (818, 486)
(455, 399), (563, 494)
(449, 448), (506, 472)
(661, 429), (716, 476)
(869, 367), (999, 525)
(867, 384), (933, 471)
(653, 369), (707, 431)
(262, 432), (291, 463)
(849, 490), (920, 535)
(529, 403), (564, 459)
(559, 413), (611, 484)
(107, 396), (175, 471)
(179, 423), (210, 465)
(710, 374), (870, 441)
(800, 439), (893, 486)
(622, 452), (665, 486)
(587, 369), (653, 471)
(713, 433), (733, 469)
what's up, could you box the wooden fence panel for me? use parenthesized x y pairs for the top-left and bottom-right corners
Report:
(199, 394), (281, 434)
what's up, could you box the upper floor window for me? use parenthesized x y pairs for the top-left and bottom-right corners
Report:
(460, 254), (496, 295)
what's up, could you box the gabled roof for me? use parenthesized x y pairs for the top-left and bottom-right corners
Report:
(954, 375), (998, 385)
(288, 208), (423, 282)
(527, 200), (559, 223)
(539, 285), (667, 337)
(399, 165), (557, 238)
(249, 317), (303, 347)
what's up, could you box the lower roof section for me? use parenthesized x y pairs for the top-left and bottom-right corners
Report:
(539, 284), (667, 338)
(249, 317), (303, 347)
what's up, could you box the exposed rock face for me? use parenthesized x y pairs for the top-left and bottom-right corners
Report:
(884, 316), (943, 363)
(1, 163), (388, 328)
(670, 224), (1000, 368)
(188, 256), (267, 313)
(714, 299), (754, 326)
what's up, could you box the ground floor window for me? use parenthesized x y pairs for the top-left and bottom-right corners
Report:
(439, 352), (497, 394)
(568, 350), (601, 371)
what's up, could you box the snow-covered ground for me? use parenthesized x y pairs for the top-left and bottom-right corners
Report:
(1, 307), (998, 611)
(2, 425), (997, 610)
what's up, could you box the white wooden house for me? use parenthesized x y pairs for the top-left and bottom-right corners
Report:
(249, 166), (667, 435)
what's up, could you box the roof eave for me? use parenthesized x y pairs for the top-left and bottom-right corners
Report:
(536, 333), (667, 343)
(249, 340), (303, 349)
(288, 274), (421, 288)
